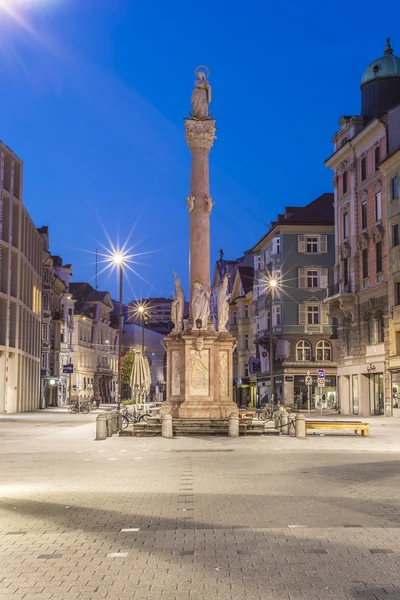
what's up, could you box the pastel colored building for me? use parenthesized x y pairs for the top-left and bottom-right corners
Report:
(326, 38), (400, 416)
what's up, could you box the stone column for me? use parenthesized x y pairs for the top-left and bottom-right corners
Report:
(184, 119), (216, 309)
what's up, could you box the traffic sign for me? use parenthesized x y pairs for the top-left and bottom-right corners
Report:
(318, 378), (325, 387)
(305, 375), (313, 386)
(318, 369), (325, 379)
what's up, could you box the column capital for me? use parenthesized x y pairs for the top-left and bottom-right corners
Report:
(184, 119), (216, 151)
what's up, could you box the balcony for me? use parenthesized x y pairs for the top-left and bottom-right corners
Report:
(326, 280), (356, 320)
(327, 281), (354, 297)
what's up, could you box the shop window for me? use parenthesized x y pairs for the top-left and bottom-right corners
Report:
(316, 340), (332, 361)
(296, 340), (312, 361)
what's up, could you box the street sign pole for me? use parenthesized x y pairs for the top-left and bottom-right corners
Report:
(307, 370), (310, 414)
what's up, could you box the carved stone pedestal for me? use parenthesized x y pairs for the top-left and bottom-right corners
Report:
(161, 329), (238, 419)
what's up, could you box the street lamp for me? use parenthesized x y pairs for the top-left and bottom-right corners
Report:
(112, 252), (124, 414)
(138, 305), (145, 355)
(267, 277), (278, 404)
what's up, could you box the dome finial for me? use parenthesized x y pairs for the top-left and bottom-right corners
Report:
(384, 37), (393, 55)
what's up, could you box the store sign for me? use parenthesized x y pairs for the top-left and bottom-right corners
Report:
(249, 358), (261, 374)
(63, 364), (74, 374)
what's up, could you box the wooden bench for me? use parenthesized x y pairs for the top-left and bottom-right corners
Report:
(305, 421), (369, 437)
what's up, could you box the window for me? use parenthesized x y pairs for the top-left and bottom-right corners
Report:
(244, 364), (249, 377)
(273, 305), (281, 326)
(361, 201), (368, 230)
(307, 305), (320, 324)
(244, 305), (249, 319)
(375, 191), (382, 221)
(316, 340), (332, 361)
(366, 314), (374, 345)
(396, 282), (400, 306)
(307, 270), (319, 288)
(342, 172), (348, 194)
(376, 241), (383, 274)
(343, 211), (349, 239)
(41, 353), (47, 369)
(393, 224), (399, 247)
(306, 237), (318, 253)
(43, 294), (49, 310)
(362, 248), (369, 279)
(392, 176), (399, 200)
(232, 311), (237, 325)
(61, 331), (64, 343)
(244, 333), (249, 350)
(43, 269), (49, 282)
(374, 145), (380, 171)
(42, 324), (47, 340)
(343, 258), (349, 287)
(272, 237), (280, 255)
(296, 340), (312, 361)
(256, 255), (261, 271)
(361, 157), (367, 181)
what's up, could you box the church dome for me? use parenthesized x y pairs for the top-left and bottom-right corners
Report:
(361, 38), (400, 117)
(361, 39), (400, 85)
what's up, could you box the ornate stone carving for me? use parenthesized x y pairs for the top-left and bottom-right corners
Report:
(372, 223), (384, 243)
(186, 196), (195, 214)
(358, 232), (369, 250)
(184, 119), (216, 151)
(217, 273), (230, 332)
(190, 66), (212, 120)
(191, 281), (210, 328)
(190, 348), (209, 396)
(171, 271), (185, 332)
(339, 296), (356, 320)
(171, 351), (181, 396)
(339, 241), (351, 259)
(392, 247), (400, 272)
(219, 351), (228, 397)
(204, 196), (214, 214)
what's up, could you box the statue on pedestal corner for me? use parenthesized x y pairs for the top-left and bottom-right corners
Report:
(190, 66), (212, 120)
(217, 273), (231, 332)
(171, 271), (184, 332)
(191, 281), (210, 328)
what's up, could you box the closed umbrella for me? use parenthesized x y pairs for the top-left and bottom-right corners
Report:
(130, 351), (150, 407)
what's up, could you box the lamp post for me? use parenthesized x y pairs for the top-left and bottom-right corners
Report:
(138, 305), (145, 355)
(113, 253), (124, 414)
(267, 277), (278, 404)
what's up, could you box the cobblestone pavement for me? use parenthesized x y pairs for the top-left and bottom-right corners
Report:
(1, 411), (400, 599)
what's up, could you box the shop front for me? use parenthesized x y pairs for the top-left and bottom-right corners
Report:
(293, 375), (338, 411)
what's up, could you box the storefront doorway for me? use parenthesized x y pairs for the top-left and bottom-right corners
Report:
(369, 373), (384, 415)
(294, 376), (337, 410)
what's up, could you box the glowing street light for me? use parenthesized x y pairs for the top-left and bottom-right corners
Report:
(267, 276), (280, 404)
(113, 252), (125, 417)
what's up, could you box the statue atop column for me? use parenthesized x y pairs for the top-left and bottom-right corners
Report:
(191, 281), (210, 328)
(171, 271), (184, 332)
(217, 273), (231, 332)
(190, 66), (212, 120)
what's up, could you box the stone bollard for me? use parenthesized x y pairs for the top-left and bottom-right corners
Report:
(228, 412), (239, 437)
(110, 412), (118, 435)
(281, 411), (289, 435)
(288, 414), (296, 436)
(117, 412), (122, 432)
(96, 414), (108, 441)
(295, 413), (306, 438)
(106, 414), (113, 437)
(274, 411), (281, 430)
(162, 413), (173, 438)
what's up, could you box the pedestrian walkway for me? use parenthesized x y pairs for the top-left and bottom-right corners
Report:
(1, 411), (400, 599)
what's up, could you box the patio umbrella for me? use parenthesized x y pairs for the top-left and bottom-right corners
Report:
(130, 352), (151, 406)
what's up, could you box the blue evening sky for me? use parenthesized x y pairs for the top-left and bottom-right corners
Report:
(0, 0), (397, 302)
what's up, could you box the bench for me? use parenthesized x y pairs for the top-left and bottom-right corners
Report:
(305, 421), (369, 437)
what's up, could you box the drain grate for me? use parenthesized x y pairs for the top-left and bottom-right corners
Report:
(369, 549), (394, 554)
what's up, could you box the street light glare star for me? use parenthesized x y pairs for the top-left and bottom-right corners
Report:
(112, 253), (124, 265)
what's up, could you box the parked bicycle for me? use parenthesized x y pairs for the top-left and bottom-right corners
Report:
(120, 407), (150, 429)
(257, 402), (281, 421)
(68, 402), (90, 414)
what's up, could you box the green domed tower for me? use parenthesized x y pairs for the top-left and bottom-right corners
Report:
(361, 38), (400, 117)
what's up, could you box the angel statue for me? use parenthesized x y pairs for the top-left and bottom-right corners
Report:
(191, 281), (210, 329)
(171, 271), (184, 332)
(191, 66), (212, 120)
(217, 273), (231, 332)
(186, 195), (195, 214)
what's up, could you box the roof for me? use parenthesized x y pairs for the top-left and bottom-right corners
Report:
(252, 193), (334, 251)
(69, 282), (114, 308)
(237, 266), (254, 296)
(361, 38), (400, 85)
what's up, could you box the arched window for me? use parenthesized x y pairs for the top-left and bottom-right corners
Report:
(316, 340), (332, 361)
(375, 310), (384, 343)
(296, 340), (312, 361)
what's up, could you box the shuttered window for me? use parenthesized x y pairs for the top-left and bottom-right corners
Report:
(299, 304), (306, 324)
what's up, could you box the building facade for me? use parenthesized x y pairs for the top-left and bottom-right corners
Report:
(252, 194), (337, 408)
(326, 39), (400, 416)
(0, 142), (43, 413)
(69, 283), (118, 404)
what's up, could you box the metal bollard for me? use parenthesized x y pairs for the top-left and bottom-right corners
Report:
(228, 412), (239, 437)
(288, 414), (296, 436)
(281, 411), (289, 435)
(110, 412), (118, 435)
(162, 413), (173, 438)
(96, 414), (108, 440)
(295, 413), (306, 438)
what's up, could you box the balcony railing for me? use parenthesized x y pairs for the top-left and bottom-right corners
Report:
(327, 281), (353, 297)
